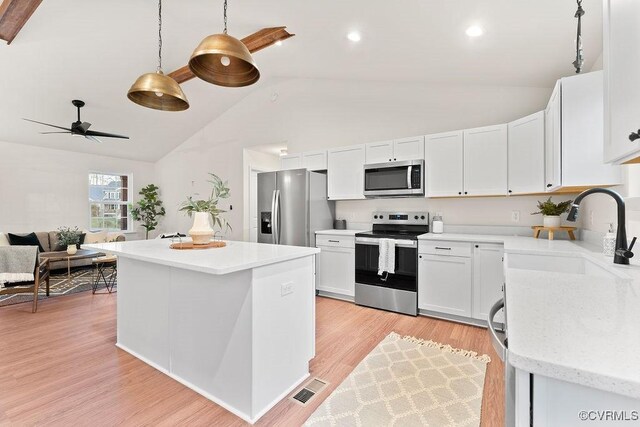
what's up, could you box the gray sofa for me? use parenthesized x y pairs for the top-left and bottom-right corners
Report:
(4, 231), (125, 271)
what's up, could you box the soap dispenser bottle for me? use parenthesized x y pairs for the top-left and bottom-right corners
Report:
(432, 213), (444, 234)
(603, 223), (616, 257)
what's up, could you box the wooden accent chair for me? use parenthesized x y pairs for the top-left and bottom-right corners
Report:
(0, 257), (50, 313)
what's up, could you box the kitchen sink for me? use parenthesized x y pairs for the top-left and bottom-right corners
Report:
(505, 253), (624, 279)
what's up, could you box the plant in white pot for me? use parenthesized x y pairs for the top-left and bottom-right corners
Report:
(531, 197), (573, 228)
(57, 226), (82, 255)
(179, 173), (231, 244)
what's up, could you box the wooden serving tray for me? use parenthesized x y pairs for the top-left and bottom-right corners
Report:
(170, 241), (226, 250)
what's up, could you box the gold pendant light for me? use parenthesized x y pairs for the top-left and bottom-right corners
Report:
(128, 0), (189, 111)
(188, 0), (260, 88)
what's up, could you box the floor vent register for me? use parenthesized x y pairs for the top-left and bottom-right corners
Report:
(291, 378), (328, 406)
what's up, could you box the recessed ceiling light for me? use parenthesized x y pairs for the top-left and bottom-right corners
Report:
(275, 40), (283, 46)
(466, 25), (483, 37)
(347, 31), (361, 42)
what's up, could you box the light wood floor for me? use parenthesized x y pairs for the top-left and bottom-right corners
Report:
(0, 293), (504, 426)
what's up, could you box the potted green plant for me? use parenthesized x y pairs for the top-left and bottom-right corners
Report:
(179, 173), (231, 244)
(531, 197), (574, 228)
(57, 226), (82, 255)
(131, 184), (166, 240)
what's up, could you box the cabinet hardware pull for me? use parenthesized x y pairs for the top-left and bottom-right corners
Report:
(328, 240), (340, 243)
(435, 247), (451, 250)
(546, 183), (552, 188)
(629, 130), (640, 142)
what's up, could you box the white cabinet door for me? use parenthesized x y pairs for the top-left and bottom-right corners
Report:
(365, 141), (394, 164)
(327, 144), (366, 200)
(424, 131), (464, 197)
(545, 82), (562, 192)
(302, 150), (327, 171)
(508, 111), (545, 195)
(393, 136), (425, 161)
(280, 154), (302, 170)
(316, 246), (355, 298)
(463, 125), (508, 196)
(472, 243), (505, 323)
(418, 254), (472, 317)
(604, 0), (640, 164)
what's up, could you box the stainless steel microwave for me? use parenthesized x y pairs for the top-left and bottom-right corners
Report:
(363, 160), (425, 197)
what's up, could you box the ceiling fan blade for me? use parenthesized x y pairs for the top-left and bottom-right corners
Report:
(85, 129), (129, 139)
(23, 118), (72, 132)
(40, 131), (72, 134)
(85, 135), (102, 143)
(78, 122), (92, 132)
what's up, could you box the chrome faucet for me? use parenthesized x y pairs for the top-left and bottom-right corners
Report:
(566, 188), (636, 265)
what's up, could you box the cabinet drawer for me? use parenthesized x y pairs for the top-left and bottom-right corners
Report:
(316, 235), (355, 249)
(418, 240), (472, 257)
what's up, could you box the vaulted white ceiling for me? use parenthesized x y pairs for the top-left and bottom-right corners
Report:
(0, 0), (602, 162)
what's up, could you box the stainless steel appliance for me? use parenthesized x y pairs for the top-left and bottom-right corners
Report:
(489, 297), (515, 426)
(257, 169), (335, 247)
(363, 160), (425, 197)
(355, 212), (429, 316)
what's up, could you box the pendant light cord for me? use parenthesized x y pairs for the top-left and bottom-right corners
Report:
(223, 0), (228, 34)
(157, 0), (163, 72)
(573, 0), (584, 73)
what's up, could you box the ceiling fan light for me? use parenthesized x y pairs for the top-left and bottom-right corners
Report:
(127, 71), (190, 111)
(188, 33), (260, 87)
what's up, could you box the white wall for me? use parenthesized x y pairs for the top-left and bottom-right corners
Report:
(156, 77), (553, 239)
(0, 140), (156, 239)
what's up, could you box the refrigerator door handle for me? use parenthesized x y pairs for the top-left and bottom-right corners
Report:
(274, 190), (282, 245)
(271, 190), (278, 244)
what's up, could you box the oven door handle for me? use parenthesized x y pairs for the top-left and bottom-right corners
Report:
(488, 298), (506, 361)
(355, 238), (417, 248)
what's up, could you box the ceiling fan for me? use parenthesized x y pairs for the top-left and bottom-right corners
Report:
(24, 100), (129, 143)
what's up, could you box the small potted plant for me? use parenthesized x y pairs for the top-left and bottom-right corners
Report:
(57, 226), (82, 255)
(131, 184), (166, 240)
(531, 197), (573, 228)
(179, 173), (232, 244)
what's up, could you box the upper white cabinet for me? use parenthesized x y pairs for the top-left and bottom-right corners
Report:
(508, 111), (545, 195)
(327, 144), (366, 200)
(365, 136), (425, 164)
(425, 131), (464, 197)
(280, 154), (302, 170)
(604, 0), (640, 164)
(302, 151), (327, 171)
(280, 151), (327, 171)
(463, 125), (508, 196)
(365, 140), (394, 163)
(546, 72), (621, 191)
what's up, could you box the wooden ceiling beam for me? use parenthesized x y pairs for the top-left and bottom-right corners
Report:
(168, 26), (294, 84)
(0, 0), (43, 44)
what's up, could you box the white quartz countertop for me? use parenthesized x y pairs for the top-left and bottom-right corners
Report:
(419, 231), (640, 399)
(315, 229), (366, 236)
(83, 239), (319, 275)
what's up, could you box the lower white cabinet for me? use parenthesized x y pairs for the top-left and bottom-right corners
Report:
(419, 240), (505, 324)
(472, 243), (505, 323)
(316, 235), (355, 298)
(418, 251), (472, 317)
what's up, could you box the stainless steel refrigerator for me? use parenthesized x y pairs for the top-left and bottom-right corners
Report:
(258, 169), (335, 247)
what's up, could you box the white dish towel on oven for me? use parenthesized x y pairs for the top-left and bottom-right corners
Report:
(378, 238), (396, 275)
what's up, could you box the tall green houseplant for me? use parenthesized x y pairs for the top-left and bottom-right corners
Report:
(131, 184), (166, 239)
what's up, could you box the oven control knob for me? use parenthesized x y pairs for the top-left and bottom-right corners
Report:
(420, 215), (425, 220)
(414, 215), (419, 220)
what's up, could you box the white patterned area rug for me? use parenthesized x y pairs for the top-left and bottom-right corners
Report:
(304, 332), (491, 427)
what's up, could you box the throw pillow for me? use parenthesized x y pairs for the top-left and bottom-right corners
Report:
(84, 230), (108, 244)
(8, 232), (45, 252)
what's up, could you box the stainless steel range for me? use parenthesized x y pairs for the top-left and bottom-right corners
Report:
(354, 212), (429, 316)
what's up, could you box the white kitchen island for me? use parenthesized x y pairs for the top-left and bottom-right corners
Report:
(83, 238), (319, 424)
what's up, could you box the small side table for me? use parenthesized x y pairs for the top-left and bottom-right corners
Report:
(531, 226), (577, 241)
(92, 255), (117, 294)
